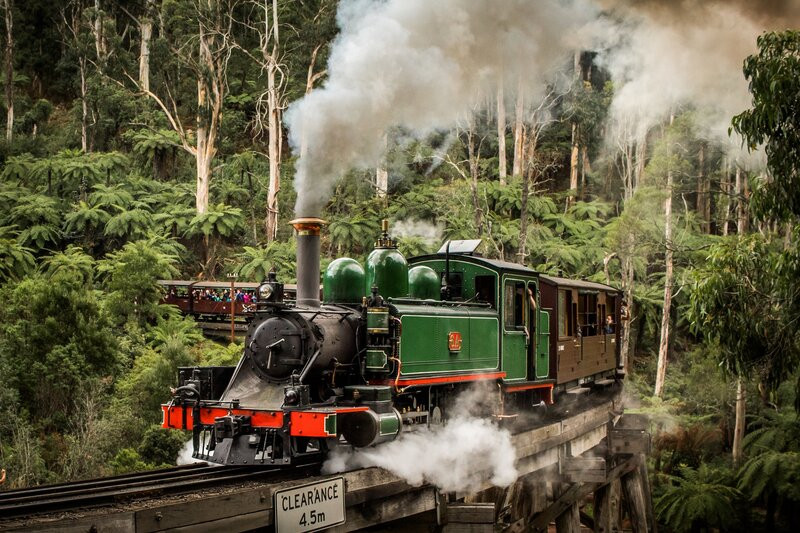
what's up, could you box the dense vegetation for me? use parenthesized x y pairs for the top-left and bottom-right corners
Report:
(0, 2), (798, 531)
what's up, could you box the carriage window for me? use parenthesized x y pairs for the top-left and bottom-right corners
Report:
(504, 281), (526, 330)
(475, 275), (496, 308)
(558, 289), (574, 337)
(578, 293), (599, 336)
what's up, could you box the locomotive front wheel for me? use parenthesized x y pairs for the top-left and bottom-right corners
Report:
(429, 406), (443, 427)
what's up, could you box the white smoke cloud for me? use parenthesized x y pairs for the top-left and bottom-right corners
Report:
(176, 439), (216, 466)
(390, 219), (443, 244)
(593, 1), (797, 167)
(286, 0), (798, 214)
(286, 0), (598, 216)
(322, 384), (518, 493)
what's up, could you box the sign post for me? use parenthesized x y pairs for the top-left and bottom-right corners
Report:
(227, 272), (237, 343)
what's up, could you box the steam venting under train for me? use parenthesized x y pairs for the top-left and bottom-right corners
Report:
(162, 218), (623, 465)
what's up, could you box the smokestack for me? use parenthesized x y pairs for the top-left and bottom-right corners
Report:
(290, 217), (325, 307)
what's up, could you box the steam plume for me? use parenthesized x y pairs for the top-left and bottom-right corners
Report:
(286, 0), (596, 216)
(596, 1), (799, 152)
(322, 384), (518, 493)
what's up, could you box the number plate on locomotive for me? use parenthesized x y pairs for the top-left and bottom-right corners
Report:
(274, 477), (346, 533)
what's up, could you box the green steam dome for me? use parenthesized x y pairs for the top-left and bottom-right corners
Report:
(408, 265), (440, 300)
(365, 220), (408, 299)
(323, 258), (365, 304)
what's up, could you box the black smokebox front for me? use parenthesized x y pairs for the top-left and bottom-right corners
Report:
(290, 217), (325, 307)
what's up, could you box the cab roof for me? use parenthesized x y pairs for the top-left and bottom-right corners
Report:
(409, 253), (537, 276)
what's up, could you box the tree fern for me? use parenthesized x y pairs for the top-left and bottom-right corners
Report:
(41, 246), (95, 286)
(0, 227), (35, 281)
(655, 465), (741, 532)
(104, 208), (155, 240)
(234, 242), (296, 282)
(187, 203), (244, 239)
(64, 201), (111, 236)
(738, 450), (800, 504)
(89, 184), (134, 210)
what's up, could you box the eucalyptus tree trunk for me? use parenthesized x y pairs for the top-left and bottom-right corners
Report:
(654, 115), (675, 398)
(733, 379), (745, 463)
(3, 0), (12, 142)
(195, 2), (225, 214)
(567, 51), (581, 206)
(568, 121), (579, 205)
(697, 142), (711, 233)
(376, 132), (388, 198)
(518, 134), (532, 264)
(736, 168), (749, 233)
(732, 169), (749, 463)
(80, 56), (88, 152)
(263, 0), (282, 239)
(93, 0), (106, 69)
(497, 79), (507, 185)
(466, 117), (482, 235)
(721, 158), (731, 236)
(139, 0), (154, 92)
(512, 79), (524, 177)
(620, 254), (634, 373)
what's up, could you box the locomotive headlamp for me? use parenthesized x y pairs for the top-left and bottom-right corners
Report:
(284, 388), (299, 405)
(259, 283), (273, 301)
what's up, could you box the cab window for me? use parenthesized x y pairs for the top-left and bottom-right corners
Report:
(504, 280), (526, 330)
(475, 275), (496, 308)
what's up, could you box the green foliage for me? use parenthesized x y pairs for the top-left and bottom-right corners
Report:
(41, 246), (95, 286)
(104, 206), (155, 240)
(0, 276), (121, 422)
(187, 203), (245, 239)
(64, 201), (111, 237)
(738, 451), (800, 506)
(0, 226), (36, 281)
(688, 235), (800, 394)
(234, 241), (296, 282)
(327, 210), (381, 256)
(732, 30), (800, 221)
(109, 448), (150, 475)
(98, 238), (180, 324)
(138, 425), (187, 466)
(655, 465), (742, 532)
(147, 313), (204, 350)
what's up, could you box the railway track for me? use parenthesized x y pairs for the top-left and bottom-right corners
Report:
(0, 461), (315, 519)
(0, 386), (622, 526)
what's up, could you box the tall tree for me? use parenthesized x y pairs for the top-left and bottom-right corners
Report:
(375, 132), (388, 199)
(518, 88), (557, 263)
(654, 114), (676, 398)
(512, 78), (524, 177)
(136, 0), (238, 214)
(3, 0), (13, 141)
(497, 79), (507, 185)
(138, 0), (154, 92)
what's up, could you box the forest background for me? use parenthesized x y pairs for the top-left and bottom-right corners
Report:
(0, 1), (799, 531)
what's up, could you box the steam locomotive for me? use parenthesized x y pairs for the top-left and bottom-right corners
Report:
(162, 218), (623, 465)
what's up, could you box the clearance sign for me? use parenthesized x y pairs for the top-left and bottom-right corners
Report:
(274, 477), (346, 532)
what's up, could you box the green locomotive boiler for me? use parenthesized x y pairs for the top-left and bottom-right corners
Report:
(162, 219), (623, 465)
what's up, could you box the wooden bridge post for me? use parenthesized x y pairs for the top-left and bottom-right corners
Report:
(621, 462), (648, 533)
(553, 481), (581, 533)
(593, 483), (612, 533)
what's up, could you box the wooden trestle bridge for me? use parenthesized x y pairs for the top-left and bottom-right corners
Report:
(0, 391), (654, 532)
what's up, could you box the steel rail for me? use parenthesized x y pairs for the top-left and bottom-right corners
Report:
(0, 463), (314, 519)
(0, 463), (214, 500)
